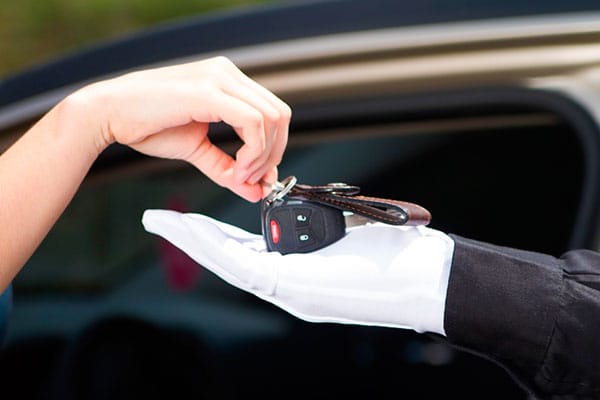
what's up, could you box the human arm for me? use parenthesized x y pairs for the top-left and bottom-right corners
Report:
(445, 235), (600, 399)
(0, 57), (291, 292)
(141, 211), (600, 399)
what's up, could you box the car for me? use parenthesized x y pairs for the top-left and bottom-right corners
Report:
(2, 1), (600, 398)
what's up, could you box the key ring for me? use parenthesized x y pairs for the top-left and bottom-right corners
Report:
(293, 182), (360, 196)
(265, 175), (297, 204)
(322, 182), (360, 195)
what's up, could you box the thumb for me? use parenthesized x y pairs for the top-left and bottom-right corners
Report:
(143, 210), (279, 295)
(142, 209), (200, 255)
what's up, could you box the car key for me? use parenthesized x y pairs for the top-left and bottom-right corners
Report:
(261, 177), (346, 254)
(260, 176), (431, 254)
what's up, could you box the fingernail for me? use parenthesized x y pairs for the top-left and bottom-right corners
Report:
(247, 170), (264, 185)
(244, 185), (262, 203)
(235, 168), (251, 183)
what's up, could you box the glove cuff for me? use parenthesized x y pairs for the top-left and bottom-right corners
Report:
(411, 226), (454, 335)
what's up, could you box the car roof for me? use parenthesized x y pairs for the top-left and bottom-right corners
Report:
(1, 0), (600, 108)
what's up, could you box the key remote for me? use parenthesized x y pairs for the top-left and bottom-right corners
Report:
(261, 198), (346, 254)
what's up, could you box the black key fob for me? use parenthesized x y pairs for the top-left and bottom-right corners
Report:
(261, 198), (346, 254)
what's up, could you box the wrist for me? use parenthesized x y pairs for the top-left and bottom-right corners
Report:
(444, 235), (561, 370)
(59, 83), (114, 157)
(408, 226), (454, 335)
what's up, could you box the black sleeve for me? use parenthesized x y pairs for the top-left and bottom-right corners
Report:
(444, 235), (600, 399)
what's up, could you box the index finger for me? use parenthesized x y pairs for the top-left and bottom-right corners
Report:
(191, 89), (269, 182)
(186, 137), (263, 202)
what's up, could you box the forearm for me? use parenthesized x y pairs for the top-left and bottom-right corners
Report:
(0, 58), (292, 292)
(444, 235), (600, 399)
(0, 94), (105, 291)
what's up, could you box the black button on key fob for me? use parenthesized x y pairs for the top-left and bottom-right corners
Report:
(261, 198), (346, 254)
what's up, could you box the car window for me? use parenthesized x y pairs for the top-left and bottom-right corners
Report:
(6, 99), (585, 400)
(16, 115), (582, 293)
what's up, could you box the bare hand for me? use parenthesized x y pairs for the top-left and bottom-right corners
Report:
(75, 56), (291, 201)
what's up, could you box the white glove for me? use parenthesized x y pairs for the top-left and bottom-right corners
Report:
(142, 210), (454, 335)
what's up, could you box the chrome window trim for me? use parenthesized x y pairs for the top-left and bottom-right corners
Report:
(2, 12), (600, 132)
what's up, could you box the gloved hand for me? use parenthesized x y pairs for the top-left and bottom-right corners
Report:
(142, 210), (455, 335)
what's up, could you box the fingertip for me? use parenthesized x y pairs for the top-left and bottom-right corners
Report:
(247, 163), (278, 186)
(141, 209), (182, 234)
(235, 144), (264, 174)
(264, 166), (278, 182)
(247, 186), (263, 203)
(232, 182), (263, 203)
(234, 166), (251, 184)
(247, 171), (263, 185)
(261, 185), (272, 199)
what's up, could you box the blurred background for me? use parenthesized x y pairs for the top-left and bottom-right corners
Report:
(2, 1), (600, 399)
(0, 0), (270, 77)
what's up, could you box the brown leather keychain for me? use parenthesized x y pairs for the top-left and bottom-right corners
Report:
(261, 176), (431, 254)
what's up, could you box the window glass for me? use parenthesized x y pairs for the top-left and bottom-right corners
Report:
(17, 119), (582, 294)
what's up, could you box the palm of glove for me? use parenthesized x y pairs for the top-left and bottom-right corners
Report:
(142, 210), (453, 335)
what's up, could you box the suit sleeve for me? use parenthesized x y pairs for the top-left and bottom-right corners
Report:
(444, 235), (600, 399)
